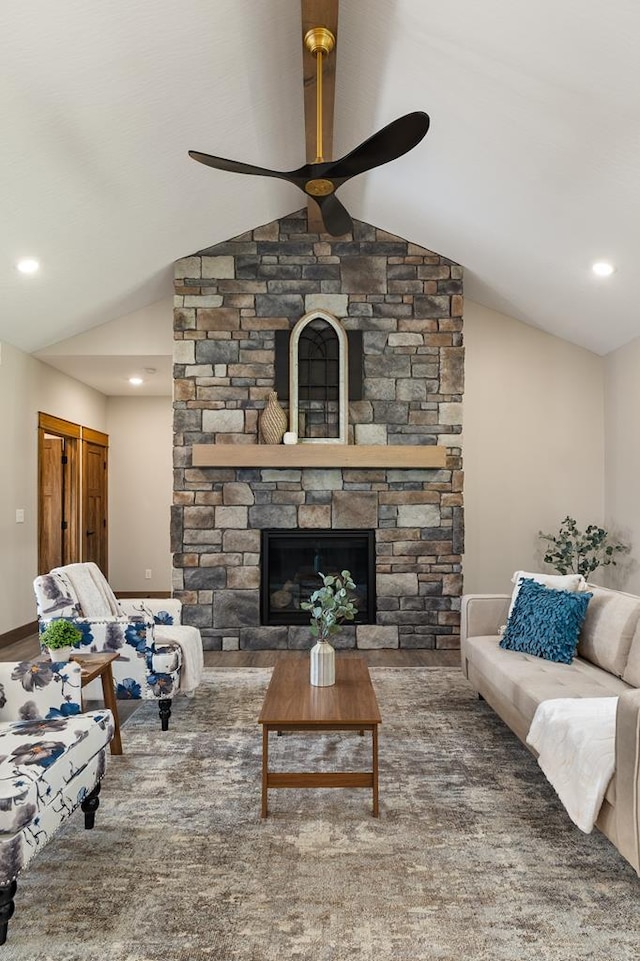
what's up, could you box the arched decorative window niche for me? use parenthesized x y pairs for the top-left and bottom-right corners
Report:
(289, 310), (349, 444)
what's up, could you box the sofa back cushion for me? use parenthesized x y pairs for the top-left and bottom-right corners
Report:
(508, 570), (587, 617)
(33, 571), (80, 619)
(622, 620), (640, 688)
(577, 585), (640, 678)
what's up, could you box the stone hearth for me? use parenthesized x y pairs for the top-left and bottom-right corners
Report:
(172, 209), (463, 651)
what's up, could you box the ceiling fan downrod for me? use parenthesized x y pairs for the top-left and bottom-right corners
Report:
(303, 27), (335, 197)
(188, 20), (429, 237)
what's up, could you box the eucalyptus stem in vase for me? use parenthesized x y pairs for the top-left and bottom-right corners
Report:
(301, 570), (358, 687)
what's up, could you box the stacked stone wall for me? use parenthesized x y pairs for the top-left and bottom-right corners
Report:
(172, 209), (463, 650)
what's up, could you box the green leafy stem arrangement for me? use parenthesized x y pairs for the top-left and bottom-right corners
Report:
(41, 619), (83, 650)
(301, 570), (359, 643)
(539, 516), (628, 578)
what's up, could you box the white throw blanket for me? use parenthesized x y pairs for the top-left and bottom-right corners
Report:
(526, 697), (618, 833)
(55, 563), (121, 617)
(154, 625), (204, 696)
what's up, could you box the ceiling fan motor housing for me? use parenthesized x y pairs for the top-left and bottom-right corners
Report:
(303, 26), (335, 57)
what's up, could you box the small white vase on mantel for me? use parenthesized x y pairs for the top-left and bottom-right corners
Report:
(310, 638), (336, 687)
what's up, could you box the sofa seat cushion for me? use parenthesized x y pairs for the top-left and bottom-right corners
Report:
(578, 585), (640, 677)
(0, 710), (114, 833)
(464, 635), (631, 724)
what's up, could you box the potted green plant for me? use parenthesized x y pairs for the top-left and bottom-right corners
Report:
(301, 570), (358, 687)
(539, 516), (628, 579)
(41, 619), (83, 661)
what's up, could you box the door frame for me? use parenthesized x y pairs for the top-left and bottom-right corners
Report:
(82, 427), (109, 576)
(37, 413), (81, 574)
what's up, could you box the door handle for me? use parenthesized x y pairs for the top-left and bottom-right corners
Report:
(86, 530), (95, 536)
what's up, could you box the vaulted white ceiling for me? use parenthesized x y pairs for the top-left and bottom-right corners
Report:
(2, 0), (639, 383)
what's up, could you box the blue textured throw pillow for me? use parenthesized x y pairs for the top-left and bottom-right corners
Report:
(499, 578), (593, 664)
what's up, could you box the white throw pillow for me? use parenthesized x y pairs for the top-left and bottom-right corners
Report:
(507, 570), (587, 618)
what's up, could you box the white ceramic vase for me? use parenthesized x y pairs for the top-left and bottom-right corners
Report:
(310, 639), (335, 687)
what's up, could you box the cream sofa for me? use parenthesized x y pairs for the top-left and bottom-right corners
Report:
(461, 583), (640, 875)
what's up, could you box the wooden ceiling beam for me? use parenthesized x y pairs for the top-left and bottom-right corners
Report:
(301, 0), (339, 232)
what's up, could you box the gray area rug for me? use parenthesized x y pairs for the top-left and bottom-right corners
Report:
(5, 667), (640, 960)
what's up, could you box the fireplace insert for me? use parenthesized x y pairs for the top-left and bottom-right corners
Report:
(261, 529), (376, 627)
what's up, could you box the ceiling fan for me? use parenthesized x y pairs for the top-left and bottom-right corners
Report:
(189, 22), (430, 236)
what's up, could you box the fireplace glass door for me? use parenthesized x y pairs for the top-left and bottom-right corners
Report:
(261, 529), (375, 627)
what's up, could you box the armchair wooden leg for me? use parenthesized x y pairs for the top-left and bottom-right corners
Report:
(0, 880), (17, 945)
(81, 782), (101, 830)
(159, 698), (172, 731)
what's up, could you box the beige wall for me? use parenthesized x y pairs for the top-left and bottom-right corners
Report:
(463, 301), (605, 594)
(604, 335), (640, 592)
(106, 396), (173, 594)
(3, 299), (632, 632)
(0, 341), (107, 634)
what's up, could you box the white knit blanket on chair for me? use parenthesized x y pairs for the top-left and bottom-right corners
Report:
(55, 563), (120, 617)
(526, 697), (617, 833)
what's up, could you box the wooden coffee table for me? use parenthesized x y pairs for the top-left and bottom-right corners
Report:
(258, 656), (381, 817)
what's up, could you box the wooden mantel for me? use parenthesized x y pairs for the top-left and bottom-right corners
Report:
(191, 444), (448, 469)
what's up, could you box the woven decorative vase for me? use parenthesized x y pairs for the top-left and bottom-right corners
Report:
(259, 391), (288, 444)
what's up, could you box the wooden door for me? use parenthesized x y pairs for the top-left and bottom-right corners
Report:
(38, 413), (81, 574)
(40, 436), (64, 572)
(82, 430), (109, 576)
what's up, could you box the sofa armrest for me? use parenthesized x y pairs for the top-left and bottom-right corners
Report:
(117, 598), (182, 625)
(39, 614), (155, 656)
(461, 594), (510, 643)
(613, 687), (640, 875)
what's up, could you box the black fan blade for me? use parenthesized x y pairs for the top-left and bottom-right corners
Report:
(189, 150), (292, 182)
(325, 111), (430, 182)
(314, 193), (354, 236)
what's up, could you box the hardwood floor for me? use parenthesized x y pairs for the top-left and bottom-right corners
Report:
(204, 649), (460, 667)
(0, 635), (461, 668)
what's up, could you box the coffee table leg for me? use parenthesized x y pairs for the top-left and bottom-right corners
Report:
(261, 726), (269, 818)
(101, 664), (123, 755)
(372, 724), (379, 817)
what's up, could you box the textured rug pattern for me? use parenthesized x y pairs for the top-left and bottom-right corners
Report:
(5, 667), (640, 960)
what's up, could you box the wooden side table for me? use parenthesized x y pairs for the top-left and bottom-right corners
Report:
(69, 651), (123, 755)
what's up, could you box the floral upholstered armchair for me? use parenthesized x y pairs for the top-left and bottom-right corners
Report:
(33, 562), (203, 731)
(0, 658), (114, 944)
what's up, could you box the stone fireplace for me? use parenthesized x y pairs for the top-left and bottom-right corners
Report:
(172, 209), (463, 651)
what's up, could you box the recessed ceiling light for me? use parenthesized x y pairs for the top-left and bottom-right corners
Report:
(129, 376), (144, 386)
(17, 257), (40, 275)
(592, 261), (615, 277)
